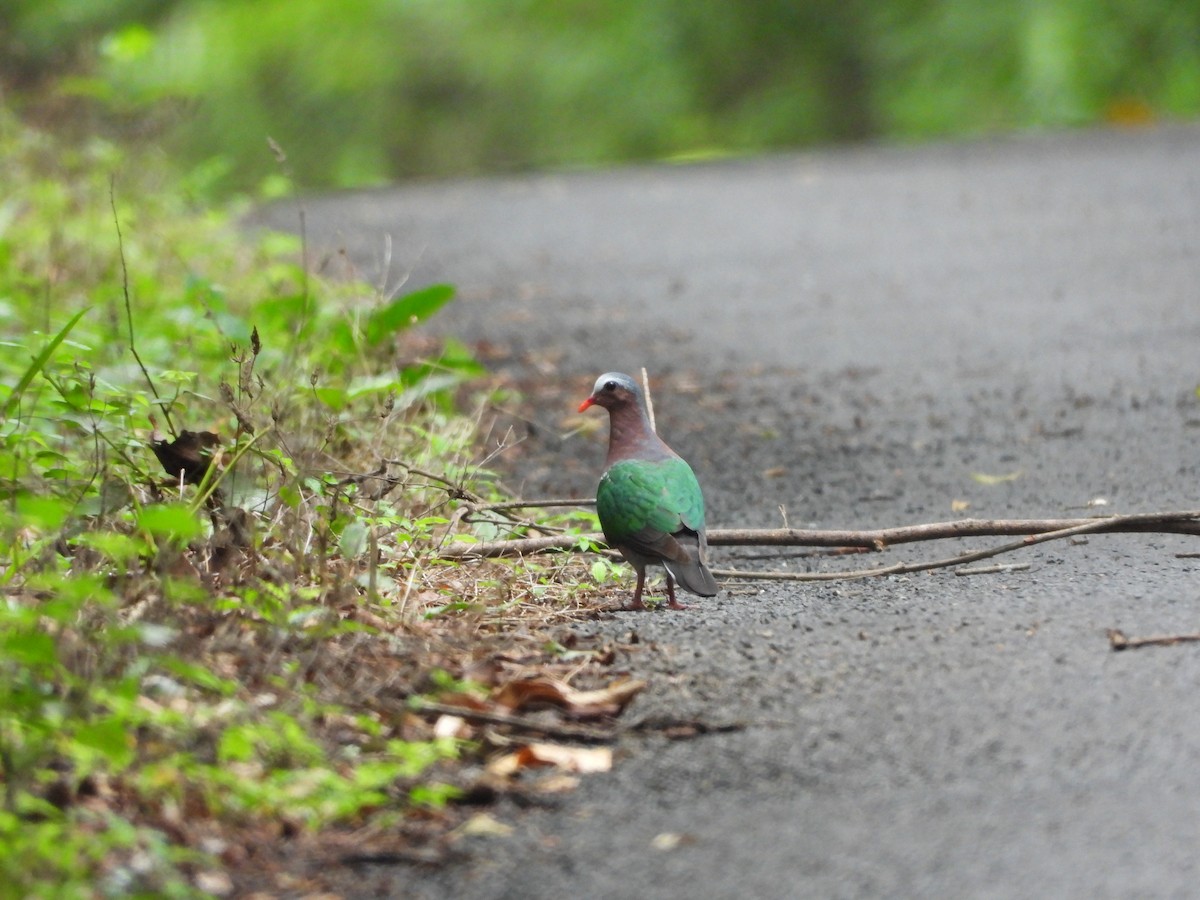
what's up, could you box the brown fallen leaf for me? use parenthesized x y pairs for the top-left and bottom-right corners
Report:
(487, 743), (613, 777)
(524, 742), (612, 773)
(492, 675), (645, 719)
(456, 812), (514, 838)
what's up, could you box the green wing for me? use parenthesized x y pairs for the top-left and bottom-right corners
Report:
(596, 458), (706, 544)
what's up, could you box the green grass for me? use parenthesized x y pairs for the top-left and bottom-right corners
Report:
(0, 109), (609, 896)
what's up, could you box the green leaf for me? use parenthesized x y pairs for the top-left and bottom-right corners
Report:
(72, 718), (135, 770)
(365, 284), (455, 345)
(14, 495), (72, 532)
(137, 503), (204, 542)
(77, 531), (146, 564)
(0, 631), (57, 668)
(1, 308), (90, 420)
(159, 657), (237, 695)
(217, 724), (256, 764)
(339, 519), (370, 558)
(312, 386), (347, 410)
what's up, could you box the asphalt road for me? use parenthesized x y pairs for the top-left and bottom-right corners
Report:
(256, 125), (1200, 899)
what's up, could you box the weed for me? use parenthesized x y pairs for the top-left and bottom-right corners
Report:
(0, 108), (602, 896)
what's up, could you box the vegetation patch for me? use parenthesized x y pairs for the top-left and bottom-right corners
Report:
(0, 111), (635, 897)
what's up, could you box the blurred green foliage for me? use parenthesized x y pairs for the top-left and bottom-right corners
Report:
(4, 0), (1199, 192)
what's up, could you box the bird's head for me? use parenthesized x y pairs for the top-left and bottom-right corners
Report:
(578, 372), (640, 413)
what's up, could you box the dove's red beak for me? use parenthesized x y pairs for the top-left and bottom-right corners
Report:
(577, 396), (596, 413)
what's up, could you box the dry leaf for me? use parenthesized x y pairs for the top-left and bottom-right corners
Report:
(524, 743), (612, 773)
(487, 743), (612, 777)
(457, 812), (514, 838)
(433, 714), (469, 739)
(486, 751), (525, 778)
(535, 774), (582, 793)
(434, 691), (490, 713)
(492, 675), (645, 718)
(950, 499), (971, 513)
(194, 871), (234, 896)
(651, 832), (691, 851)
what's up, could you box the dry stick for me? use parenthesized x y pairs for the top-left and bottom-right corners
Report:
(704, 516), (1130, 582)
(1107, 630), (1200, 651)
(954, 562), (1032, 577)
(477, 498), (593, 512)
(440, 510), (1200, 560)
(440, 512), (1200, 582)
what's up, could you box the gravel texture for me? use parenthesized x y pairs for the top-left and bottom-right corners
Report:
(254, 125), (1200, 899)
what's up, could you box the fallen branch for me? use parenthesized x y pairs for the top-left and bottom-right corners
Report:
(439, 510), (1200, 559)
(710, 516), (1134, 581)
(435, 510), (1200, 583)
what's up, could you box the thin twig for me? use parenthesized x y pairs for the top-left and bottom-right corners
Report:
(111, 177), (174, 436)
(954, 563), (1032, 576)
(381, 461), (563, 538)
(475, 498), (595, 511)
(1108, 629), (1200, 651)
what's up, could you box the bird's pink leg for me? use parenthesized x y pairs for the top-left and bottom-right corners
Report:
(624, 569), (648, 611)
(666, 575), (690, 610)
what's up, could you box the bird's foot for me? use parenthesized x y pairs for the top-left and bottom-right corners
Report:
(665, 579), (688, 610)
(620, 595), (649, 612)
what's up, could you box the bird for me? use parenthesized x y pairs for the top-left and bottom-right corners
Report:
(578, 372), (718, 610)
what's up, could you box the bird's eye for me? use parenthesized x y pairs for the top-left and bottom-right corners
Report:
(604, 380), (617, 391)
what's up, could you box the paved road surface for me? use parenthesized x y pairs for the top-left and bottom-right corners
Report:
(257, 125), (1200, 899)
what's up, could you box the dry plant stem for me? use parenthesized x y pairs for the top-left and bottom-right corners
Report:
(385, 460), (561, 538)
(1108, 630), (1200, 650)
(476, 498), (595, 512)
(111, 177), (174, 436)
(954, 563), (1032, 576)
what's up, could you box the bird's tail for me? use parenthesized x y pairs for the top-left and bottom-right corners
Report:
(664, 559), (719, 597)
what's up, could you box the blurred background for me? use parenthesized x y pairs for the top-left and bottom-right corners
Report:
(4, 0), (1199, 196)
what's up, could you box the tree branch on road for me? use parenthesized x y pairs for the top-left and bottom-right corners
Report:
(436, 509), (1200, 582)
